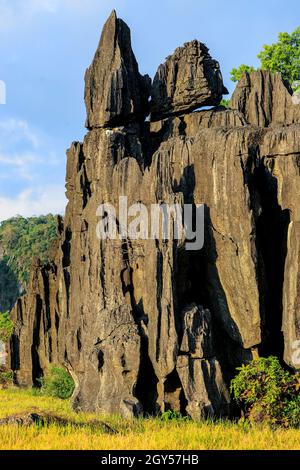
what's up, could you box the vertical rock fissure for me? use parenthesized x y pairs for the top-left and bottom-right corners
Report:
(155, 247), (163, 364)
(254, 159), (290, 358)
(134, 337), (159, 415)
(120, 238), (159, 415)
(31, 295), (43, 385)
(41, 266), (52, 362)
(41, 266), (51, 333)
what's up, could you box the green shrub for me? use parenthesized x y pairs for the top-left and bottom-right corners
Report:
(257, 27), (300, 86)
(160, 410), (189, 422)
(220, 99), (230, 108)
(0, 367), (13, 388)
(39, 366), (75, 399)
(230, 26), (300, 91)
(231, 356), (300, 428)
(0, 312), (14, 342)
(230, 64), (256, 82)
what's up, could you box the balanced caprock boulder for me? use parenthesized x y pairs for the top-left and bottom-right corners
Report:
(151, 40), (228, 121)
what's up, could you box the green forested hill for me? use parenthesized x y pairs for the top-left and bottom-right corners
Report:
(0, 215), (58, 312)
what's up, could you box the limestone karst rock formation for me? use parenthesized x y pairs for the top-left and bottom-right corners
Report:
(9, 12), (300, 419)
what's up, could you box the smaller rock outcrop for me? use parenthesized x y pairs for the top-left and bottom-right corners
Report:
(10, 258), (60, 387)
(177, 356), (230, 420)
(0, 412), (115, 433)
(84, 10), (151, 129)
(176, 305), (230, 420)
(151, 40), (228, 121)
(180, 304), (212, 358)
(230, 70), (300, 127)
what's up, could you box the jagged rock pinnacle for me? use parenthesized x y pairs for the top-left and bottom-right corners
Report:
(84, 10), (151, 129)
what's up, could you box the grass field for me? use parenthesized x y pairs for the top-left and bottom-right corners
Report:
(0, 388), (299, 450)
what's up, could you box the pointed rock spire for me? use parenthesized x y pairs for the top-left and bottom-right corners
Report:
(84, 10), (151, 129)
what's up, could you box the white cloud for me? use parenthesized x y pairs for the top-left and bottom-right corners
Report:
(0, 152), (38, 166)
(0, 117), (60, 180)
(0, 119), (40, 148)
(28, 0), (60, 13)
(0, 1), (47, 32)
(24, 0), (95, 13)
(0, 117), (65, 218)
(0, 152), (39, 180)
(0, 0), (101, 32)
(0, 185), (66, 220)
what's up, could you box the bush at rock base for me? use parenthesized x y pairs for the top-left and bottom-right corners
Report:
(230, 356), (300, 428)
(0, 367), (13, 389)
(160, 410), (190, 422)
(38, 366), (75, 400)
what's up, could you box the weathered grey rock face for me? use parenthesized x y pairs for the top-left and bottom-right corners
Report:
(9, 12), (300, 421)
(180, 304), (213, 358)
(283, 221), (300, 368)
(0, 340), (6, 367)
(260, 126), (300, 368)
(10, 255), (61, 387)
(151, 40), (228, 121)
(230, 70), (300, 127)
(84, 10), (151, 129)
(193, 126), (263, 349)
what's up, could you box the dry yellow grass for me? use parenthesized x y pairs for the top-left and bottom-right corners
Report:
(0, 388), (299, 450)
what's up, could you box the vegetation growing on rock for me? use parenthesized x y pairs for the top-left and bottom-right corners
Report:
(231, 26), (300, 91)
(230, 64), (256, 82)
(0, 312), (13, 343)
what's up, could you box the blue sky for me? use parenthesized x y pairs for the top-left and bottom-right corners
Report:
(0, 0), (299, 220)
